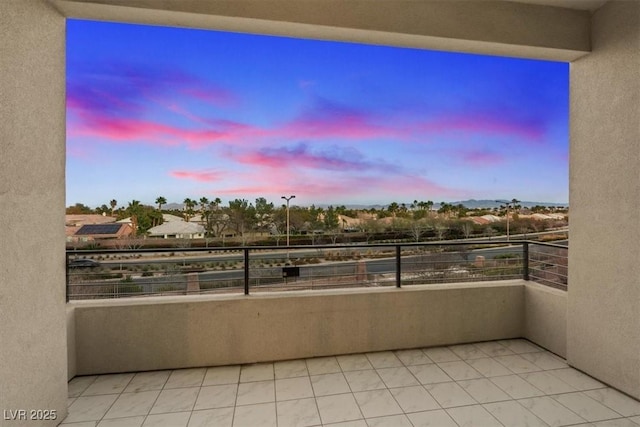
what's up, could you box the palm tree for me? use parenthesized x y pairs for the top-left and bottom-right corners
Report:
(155, 196), (166, 211)
(199, 197), (209, 213)
(183, 198), (196, 221)
(109, 199), (117, 217)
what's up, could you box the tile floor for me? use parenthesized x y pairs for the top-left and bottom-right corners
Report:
(61, 339), (640, 427)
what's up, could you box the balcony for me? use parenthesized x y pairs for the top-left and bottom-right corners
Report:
(62, 339), (640, 426)
(60, 241), (621, 426)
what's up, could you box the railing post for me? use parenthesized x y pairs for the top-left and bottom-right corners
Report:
(65, 252), (70, 302)
(396, 245), (402, 288)
(523, 241), (530, 281)
(244, 248), (250, 295)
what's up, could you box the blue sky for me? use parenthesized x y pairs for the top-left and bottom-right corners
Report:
(66, 19), (569, 208)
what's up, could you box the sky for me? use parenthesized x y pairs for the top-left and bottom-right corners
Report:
(66, 19), (569, 209)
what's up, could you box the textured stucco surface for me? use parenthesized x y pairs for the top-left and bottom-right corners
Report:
(71, 282), (524, 375)
(52, 0), (590, 61)
(0, 0), (68, 425)
(524, 282), (567, 357)
(569, 0), (640, 400)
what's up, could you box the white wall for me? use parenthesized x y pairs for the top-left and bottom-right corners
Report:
(569, 0), (640, 400)
(0, 1), (68, 425)
(70, 283), (524, 375)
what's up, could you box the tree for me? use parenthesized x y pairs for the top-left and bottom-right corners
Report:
(199, 197), (209, 213)
(387, 202), (399, 217)
(183, 198), (196, 221)
(254, 197), (274, 234)
(110, 199), (117, 216)
(66, 203), (93, 214)
(460, 220), (474, 239)
(155, 196), (167, 211)
(228, 199), (256, 243)
(120, 200), (162, 235)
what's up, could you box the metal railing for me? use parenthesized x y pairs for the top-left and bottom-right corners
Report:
(66, 240), (568, 300)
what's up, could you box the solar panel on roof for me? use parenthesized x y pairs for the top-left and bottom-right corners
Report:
(75, 224), (123, 235)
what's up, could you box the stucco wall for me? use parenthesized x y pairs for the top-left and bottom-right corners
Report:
(0, 1), (68, 425)
(569, 0), (640, 400)
(523, 282), (567, 358)
(71, 282), (524, 375)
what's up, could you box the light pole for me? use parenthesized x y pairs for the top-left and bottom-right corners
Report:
(281, 195), (295, 247)
(496, 199), (520, 241)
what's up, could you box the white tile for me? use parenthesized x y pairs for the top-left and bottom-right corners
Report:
(467, 357), (514, 377)
(274, 360), (308, 379)
(354, 389), (403, 419)
(311, 373), (350, 396)
(490, 374), (545, 399)
(239, 363), (274, 382)
(275, 376), (314, 401)
(236, 380), (275, 405)
(365, 352), (403, 369)
(494, 354), (542, 374)
(406, 409), (458, 427)
(521, 371), (577, 394)
(150, 387), (199, 414)
(394, 349), (432, 366)
(484, 400), (548, 426)
(365, 414), (413, 427)
(69, 376), (98, 398)
(233, 402), (277, 427)
(65, 394), (119, 423)
(337, 354), (374, 372)
(519, 396), (586, 427)
(276, 397), (321, 427)
(520, 352), (568, 371)
(59, 422), (97, 427)
(437, 361), (483, 381)
(316, 393), (363, 424)
(376, 367), (420, 388)
(343, 370), (386, 392)
(422, 347), (461, 363)
(408, 364), (451, 384)
(306, 357), (341, 375)
(584, 388), (640, 416)
(389, 386), (440, 413)
(448, 344), (488, 360)
(498, 339), (544, 354)
(474, 341), (514, 357)
(142, 412), (191, 427)
(447, 404), (503, 427)
(193, 384), (237, 410)
(98, 417), (145, 427)
(103, 390), (160, 419)
(457, 378), (511, 403)
(424, 382), (476, 408)
(553, 392), (622, 422)
(203, 365), (240, 386)
(324, 420), (367, 427)
(548, 368), (605, 391)
(188, 407), (234, 427)
(124, 371), (170, 393)
(591, 419), (640, 427)
(82, 374), (134, 396)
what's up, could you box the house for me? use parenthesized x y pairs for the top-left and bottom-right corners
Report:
(65, 214), (117, 242)
(71, 223), (134, 241)
(147, 221), (205, 239)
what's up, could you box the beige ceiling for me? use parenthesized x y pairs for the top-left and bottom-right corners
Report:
(508, 0), (608, 12)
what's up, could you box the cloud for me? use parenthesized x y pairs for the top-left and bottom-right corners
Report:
(277, 97), (410, 141)
(457, 149), (505, 166)
(231, 142), (399, 173)
(169, 170), (224, 182)
(67, 61), (242, 147)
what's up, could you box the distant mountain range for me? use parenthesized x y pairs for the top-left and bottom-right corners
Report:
(162, 199), (567, 210)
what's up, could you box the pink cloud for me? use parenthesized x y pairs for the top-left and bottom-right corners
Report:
(180, 87), (238, 107)
(170, 170), (223, 182)
(230, 143), (397, 173)
(458, 149), (505, 166)
(418, 113), (544, 142)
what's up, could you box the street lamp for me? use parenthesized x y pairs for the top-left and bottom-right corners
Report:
(496, 199), (520, 241)
(281, 195), (295, 247)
